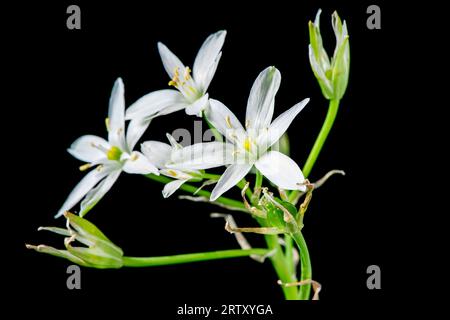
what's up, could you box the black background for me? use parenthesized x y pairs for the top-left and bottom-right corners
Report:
(4, 0), (424, 316)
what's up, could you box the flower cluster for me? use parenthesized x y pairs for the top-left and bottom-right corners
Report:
(27, 9), (350, 301)
(56, 30), (314, 218)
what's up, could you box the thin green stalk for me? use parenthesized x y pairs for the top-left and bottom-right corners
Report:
(145, 174), (245, 210)
(289, 99), (340, 203)
(284, 234), (295, 275)
(123, 249), (270, 267)
(201, 172), (221, 180)
(203, 112), (223, 142)
(255, 170), (263, 191)
(257, 218), (299, 299)
(291, 231), (312, 300)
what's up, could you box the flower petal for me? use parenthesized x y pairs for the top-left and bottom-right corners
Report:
(122, 151), (159, 175)
(125, 89), (186, 120)
(126, 118), (151, 151)
(157, 42), (186, 80)
(67, 135), (109, 163)
(141, 141), (172, 168)
(162, 179), (189, 198)
(79, 170), (122, 217)
(169, 142), (234, 170)
(206, 99), (246, 143)
(210, 164), (252, 201)
(255, 151), (306, 191)
(245, 67), (281, 131)
(108, 78), (127, 151)
(55, 167), (110, 218)
(193, 30), (226, 92)
(166, 133), (182, 149)
(160, 168), (193, 180)
(258, 98), (310, 149)
(185, 93), (209, 116)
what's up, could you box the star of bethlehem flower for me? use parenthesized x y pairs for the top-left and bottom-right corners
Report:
(170, 67), (310, 201)
(55, 78), (159, 218)
(125, 30), (226, 127)
(309, 9), (350, 100)
(141, 134), (232, 198)
(141, 133), (202, 198)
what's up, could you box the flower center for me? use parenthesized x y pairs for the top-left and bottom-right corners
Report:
(107, 146), (123, 161)
(243, 137), (252, 152)
(168, 67), (199, 101)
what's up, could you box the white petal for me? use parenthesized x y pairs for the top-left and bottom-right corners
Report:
(67, 135), (109, 163)
(193, 30), (226, 92)
(210, 164), (252, 201)
(185, 93), (209, 116)
(122, 151), (159, 175)
(166, 133), (182, 149)
(206, 99), (246, 143)
(108, 78), (127, 151)
(125, 89), (186, 120)
(162, 179), (189, 198)
(245, 67), (281, 131)
(160, 169), (193, 180)
(55, 167), (109, 218)
(79, 170), (122, 217)
(255, 151), (306, 191)
(169, 142), (234, 170)
(258, 98), (310, 150)
(141, 141), (172, 168)
(126, 118), (151, 151)
(157, 42), (186, 80)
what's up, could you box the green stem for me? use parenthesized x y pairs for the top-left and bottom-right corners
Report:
(200, 172), (221, 180)
(284, 234), (295, 275)
(145, 174), (245, 210)
(289, 99), (340, 203)
(257, 218), (298, 299)
(291, 231), (312, 300)
(123, 249), (270, 267)
(203, 112), (223, 142)
(303, 99), (340, 177)
(255, 170), (263, 191)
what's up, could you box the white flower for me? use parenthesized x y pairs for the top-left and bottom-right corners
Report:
(55, 78), (159, 218)
(172, 67), (310, 201)
(125, 30), (226, 123)
(142, 134), (228, 198)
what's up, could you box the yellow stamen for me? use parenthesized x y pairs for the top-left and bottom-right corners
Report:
(225, 116), (233, 129)
(105, 118), (110, 131)
(79, 163), (92, 172)
(130, 153), (139, 161)
(184, 67), (192, 80)
(169, 67), (180, 87)
(167, 170), (178, 177)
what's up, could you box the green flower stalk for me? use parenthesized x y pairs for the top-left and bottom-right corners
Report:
(308, 9), (350, 100)
(26, 212), (124, 269)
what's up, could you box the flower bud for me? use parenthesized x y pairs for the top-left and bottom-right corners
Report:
(26, 212), (123, 269)
(308, 9), (350, 100)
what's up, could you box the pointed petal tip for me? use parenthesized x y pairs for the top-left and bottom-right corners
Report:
(25, 244), (37, 250)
